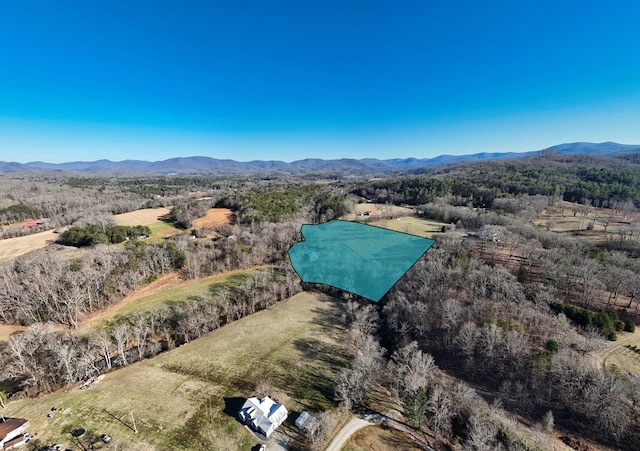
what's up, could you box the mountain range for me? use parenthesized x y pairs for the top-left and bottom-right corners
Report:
(1, 142), (639, 175)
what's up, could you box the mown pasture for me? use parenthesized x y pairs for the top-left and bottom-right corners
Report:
(0, 229), (59, 261)
(369, 216), (448, 238)
(3, 292), (348, 450)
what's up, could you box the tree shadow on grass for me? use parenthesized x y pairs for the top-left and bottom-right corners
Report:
(307, 294), (348, 335)
(289, 337), (348, 410)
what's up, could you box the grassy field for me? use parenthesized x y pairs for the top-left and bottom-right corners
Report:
(369, 216), (448, 238)
(3, 291), (348, 450)
(0, 229), (60, 261)
(596, 329), (640, 376)
(76, 266), (268, 334)
(345, 203), (415, 221)
(146, 221), (183, 241)
(113, 207), (182, 242)
(113, 208), (172, 227)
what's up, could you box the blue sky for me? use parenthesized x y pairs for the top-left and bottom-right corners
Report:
(1, 1), (639, 163)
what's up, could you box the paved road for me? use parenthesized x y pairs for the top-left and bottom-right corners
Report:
(325, 414), (381, 451)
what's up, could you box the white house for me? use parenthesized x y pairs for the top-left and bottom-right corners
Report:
(0, 418), (30, 449)
(238, 396), (288, 438)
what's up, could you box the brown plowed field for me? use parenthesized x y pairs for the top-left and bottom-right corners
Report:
(192, 208), (233, 228)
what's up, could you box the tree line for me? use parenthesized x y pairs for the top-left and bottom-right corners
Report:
(0, 265), (300, 395)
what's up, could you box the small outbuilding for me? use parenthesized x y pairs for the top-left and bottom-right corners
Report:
(294, 411), (315, 430)
(238, 396), (288, 438)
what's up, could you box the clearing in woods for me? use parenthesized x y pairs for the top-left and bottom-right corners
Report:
(114, 207), (182, 241)
(369, 216), (448, 238)
(533, 200), (638, 241)
(0, 324), (26, 341)
(76, 266), (268, 333)
(192, 208), (233, 228)
(2, 291), (348, 451)
(345, 203), (414, 221)
(113, 208), (172, 226)
(592, 329), (640, 376)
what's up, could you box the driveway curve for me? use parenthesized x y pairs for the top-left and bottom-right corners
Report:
(325, 413), (382, 451)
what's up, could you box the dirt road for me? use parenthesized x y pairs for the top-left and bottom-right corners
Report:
(324, 414), (381, 451)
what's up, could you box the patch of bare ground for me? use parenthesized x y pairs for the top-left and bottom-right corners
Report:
(192, 208), (233, 229)
(0, 324), (27, 341)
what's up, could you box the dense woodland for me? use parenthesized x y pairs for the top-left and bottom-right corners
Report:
(2, 153), (640, 450)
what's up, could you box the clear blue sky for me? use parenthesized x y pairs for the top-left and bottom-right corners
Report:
(1, 1), (640, 163)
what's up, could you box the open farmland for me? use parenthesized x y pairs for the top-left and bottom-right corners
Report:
(114, 207), (182, 241)
(3, 291), (348, 450)
(345, 203), (414, 221)
(113, 208), (172, 226)
(369, 216), (448, 238)
(0, 229), (60, 261)
(0, 208), (176, 262)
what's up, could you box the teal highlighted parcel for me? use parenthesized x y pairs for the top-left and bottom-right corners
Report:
(288, 220), (435, 302)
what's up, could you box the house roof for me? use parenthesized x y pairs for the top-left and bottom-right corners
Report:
(0, 418), (28, 441)
(240, 397), (288, 437)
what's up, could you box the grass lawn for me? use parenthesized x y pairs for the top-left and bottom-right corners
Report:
(146, 221), (183, 242)
(3, 291), (348, 450)
(342, 425), (423, 451)
(599, 330), (640, 376)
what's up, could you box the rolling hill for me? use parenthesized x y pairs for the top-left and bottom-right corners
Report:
(1, 141), (639, 175)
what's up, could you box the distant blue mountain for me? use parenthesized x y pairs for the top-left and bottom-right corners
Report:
(2, 141), (639, 174)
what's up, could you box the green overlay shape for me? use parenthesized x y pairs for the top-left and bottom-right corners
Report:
(288, 220), (435, 302)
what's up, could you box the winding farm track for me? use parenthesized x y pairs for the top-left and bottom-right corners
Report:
(590, 328), (640, 373)
(324, 415), (373, 451)
(325, 413), (436, 451)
